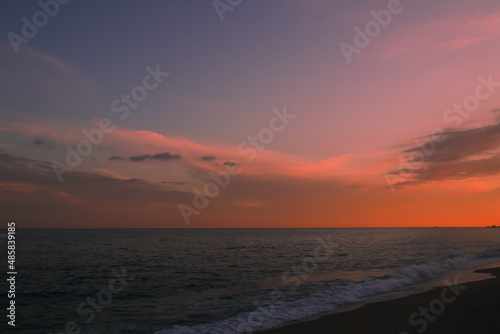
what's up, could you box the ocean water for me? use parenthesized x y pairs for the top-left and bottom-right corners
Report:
(10, 228), (500, 334)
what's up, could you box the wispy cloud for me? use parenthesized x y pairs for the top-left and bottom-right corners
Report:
(374, 7), (500, 59)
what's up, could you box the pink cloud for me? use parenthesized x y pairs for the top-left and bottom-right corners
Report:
(372, 7), (500, 59)
(2, 117), (391, 185)
(0, 119), (84, 145)
(0, 45), (98, 108)
(21, 47), (94, 88)
(0, 181), (40, 194)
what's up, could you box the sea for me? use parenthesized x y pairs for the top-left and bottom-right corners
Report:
(9, 228), (500, 334)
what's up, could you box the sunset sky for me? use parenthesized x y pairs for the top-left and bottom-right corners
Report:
(1, 0), (500, 228)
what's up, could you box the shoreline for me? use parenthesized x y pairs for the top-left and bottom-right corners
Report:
(257, 266), (500, 334)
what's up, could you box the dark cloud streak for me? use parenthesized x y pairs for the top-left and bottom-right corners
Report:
(129, 154), (151, 162)
(109, 152), (182, 162)
(151, 152), (181, 160)
(391, 116), (500, 187)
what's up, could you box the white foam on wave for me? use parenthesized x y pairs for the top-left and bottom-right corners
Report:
(154, 253), (500, 334)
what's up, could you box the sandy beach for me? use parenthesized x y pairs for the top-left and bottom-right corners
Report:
(258, 267), (500, 334)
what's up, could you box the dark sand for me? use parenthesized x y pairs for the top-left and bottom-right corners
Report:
(258, 267), (500, 334)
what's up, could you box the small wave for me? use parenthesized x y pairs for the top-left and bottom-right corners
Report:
(155, 252), (500, 334)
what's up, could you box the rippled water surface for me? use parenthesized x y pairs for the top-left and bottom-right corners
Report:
(14, 228), (500, 333)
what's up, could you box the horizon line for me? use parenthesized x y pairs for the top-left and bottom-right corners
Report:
(13, 226), (494, 229)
